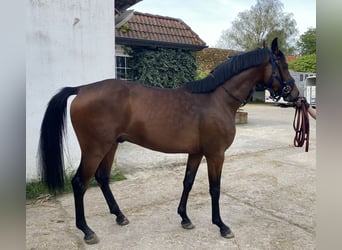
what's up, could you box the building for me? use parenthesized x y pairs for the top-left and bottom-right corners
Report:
(115, 11), (207, 80)
(26, 1), (206, 181)
(26, 0), (140, 180)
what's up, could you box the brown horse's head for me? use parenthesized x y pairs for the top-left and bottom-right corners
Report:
(263, 38), (299, 102)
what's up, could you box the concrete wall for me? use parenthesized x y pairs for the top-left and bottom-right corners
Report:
(26, 0), (115, 180)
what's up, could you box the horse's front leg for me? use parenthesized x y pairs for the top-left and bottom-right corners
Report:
(178, 153), (203, 229)
(206, 154), (234, 238)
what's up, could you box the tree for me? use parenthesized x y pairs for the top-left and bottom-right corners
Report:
(296, 28), (316, 55)
(288, 54), (316, 73)
(216, 0), (298, 55)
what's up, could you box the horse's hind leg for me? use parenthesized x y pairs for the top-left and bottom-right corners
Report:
(95, 144), (129, 226)
(178, 153), (203, 229)
(72, 155), (103, 244)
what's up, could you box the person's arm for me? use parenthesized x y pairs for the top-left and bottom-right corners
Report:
(307, 106), (316, 120)
(295, 97), (316, 120)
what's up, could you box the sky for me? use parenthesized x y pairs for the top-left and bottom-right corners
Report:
(128, 0), (316, 47)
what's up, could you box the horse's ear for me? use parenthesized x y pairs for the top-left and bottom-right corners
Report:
(271, 38), (279, 54)
(262, 40), (266, 48)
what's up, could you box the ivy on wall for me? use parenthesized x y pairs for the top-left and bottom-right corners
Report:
(127, 47), (197, 88)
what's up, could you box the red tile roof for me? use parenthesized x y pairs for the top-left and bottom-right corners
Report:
(115, 12), (207, 50)
(286, 55), (298, 62)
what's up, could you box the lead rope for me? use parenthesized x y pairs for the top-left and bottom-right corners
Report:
(293, 97), (310, 152)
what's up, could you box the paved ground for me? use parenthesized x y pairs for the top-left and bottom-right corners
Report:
(26, 104), (316, 250)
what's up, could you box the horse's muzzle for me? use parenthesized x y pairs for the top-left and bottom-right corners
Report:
(284, 91), (299, 102)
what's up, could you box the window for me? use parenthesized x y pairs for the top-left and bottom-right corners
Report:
(300, 74), (303, 81)
(115, 56), (131, 80)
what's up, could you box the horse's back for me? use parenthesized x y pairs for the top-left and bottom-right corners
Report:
(69, 79), (203, 153)
(69, 79), (235, 155)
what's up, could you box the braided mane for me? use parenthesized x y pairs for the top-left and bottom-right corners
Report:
(185, 48), (270, 93)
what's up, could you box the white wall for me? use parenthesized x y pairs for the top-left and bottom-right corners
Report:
(26, 0), (115, 180)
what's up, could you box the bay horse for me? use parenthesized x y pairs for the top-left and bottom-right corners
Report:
(38, 38), (299, 244)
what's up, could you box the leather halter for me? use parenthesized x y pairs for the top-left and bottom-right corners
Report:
(222, 85), (244, 104)
(266, 50), (296, 101)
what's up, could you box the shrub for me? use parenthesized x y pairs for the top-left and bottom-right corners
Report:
(288, 54), (316, 73)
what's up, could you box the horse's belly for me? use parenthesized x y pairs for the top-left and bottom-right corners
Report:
(120, 128), (200, 154)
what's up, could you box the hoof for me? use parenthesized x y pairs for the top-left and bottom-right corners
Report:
(181, 221), (195, 230)
(221, 229), (235, 239)
(84, 233), (99, 245)
(116, 216), (129, 226)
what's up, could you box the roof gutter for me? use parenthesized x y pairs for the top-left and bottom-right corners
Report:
(116, 37), (208, 51)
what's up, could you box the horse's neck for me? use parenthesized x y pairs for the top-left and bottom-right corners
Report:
(220, 66), (265, 110)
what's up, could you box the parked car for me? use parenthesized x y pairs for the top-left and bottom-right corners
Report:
(303, 75), (316, 108)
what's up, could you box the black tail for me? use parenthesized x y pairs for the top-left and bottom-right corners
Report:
(38, 86), (79, 192)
